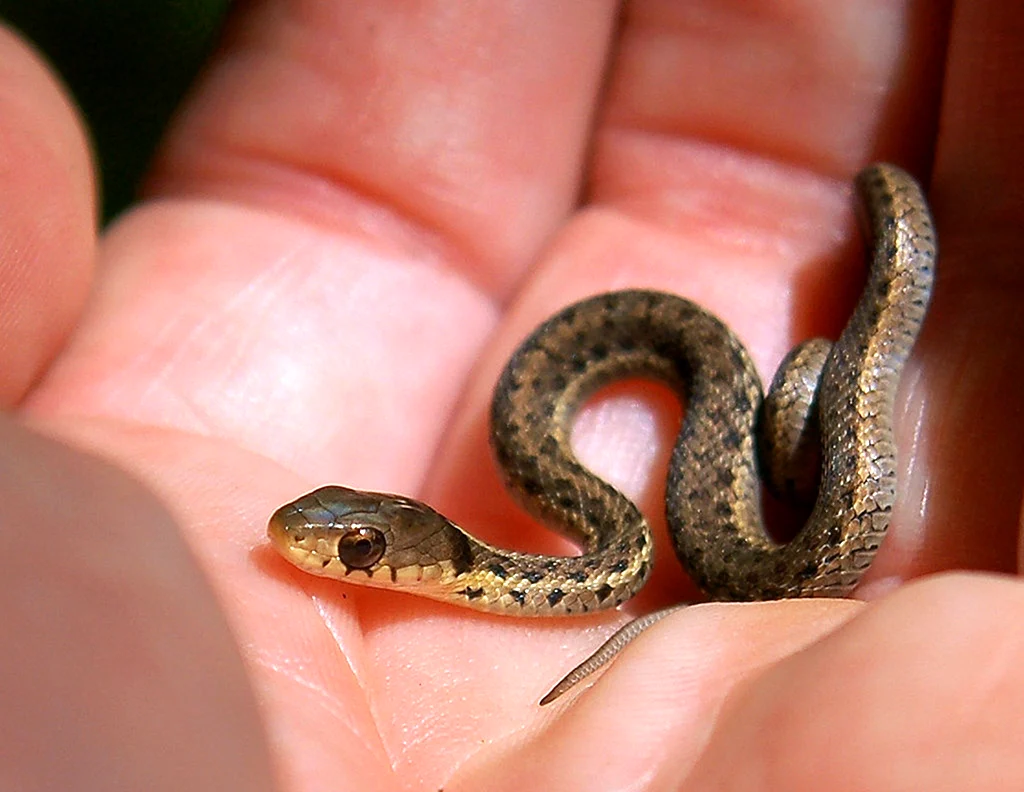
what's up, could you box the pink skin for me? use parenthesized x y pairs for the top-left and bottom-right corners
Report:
(1, 3), (1022, 790)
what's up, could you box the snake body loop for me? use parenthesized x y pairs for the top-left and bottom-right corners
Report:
(268, 163), (936, 618)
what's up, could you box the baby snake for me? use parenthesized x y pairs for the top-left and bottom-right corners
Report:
(268, 163), (936, 698)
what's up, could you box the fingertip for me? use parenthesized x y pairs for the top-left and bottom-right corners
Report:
(0, 25), (97, 403)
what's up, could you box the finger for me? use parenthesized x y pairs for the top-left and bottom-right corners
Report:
(888, 0), (1024, 581)
(590, 0), (947, 355)
(444, 599), (862, 792)
(40, 421), (399, 791)
(0, 419), (275, 790)
(599, 1), (947, 177)
(0, 27), (95, 404)
(28, 4), (621, 492)
(446, 576), (1024, 791)
(148, 2), (620, 294)
(684, 575), (1024, 791)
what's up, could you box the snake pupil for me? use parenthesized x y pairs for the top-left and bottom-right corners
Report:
(337, 527), (386, 569)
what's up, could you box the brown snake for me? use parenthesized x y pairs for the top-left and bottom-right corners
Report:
(268, 163), (936, 701)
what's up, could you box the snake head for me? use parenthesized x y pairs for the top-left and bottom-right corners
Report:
(267, 485), (473, 590)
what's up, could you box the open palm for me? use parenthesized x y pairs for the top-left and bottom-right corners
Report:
(3, 4), (1023, 791)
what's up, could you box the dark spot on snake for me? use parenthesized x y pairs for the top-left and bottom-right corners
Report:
(521, 476), (543, 497)
(321, 558), (331, 568)
(523, 570), (544, 584)
(722, 427), (743, 450)
(510, 589), (526, 605)
(541, 436), (558, 455)
(717, 468), (736, 487)
(447, 529), (476, 576)
(553, 476), (574, 494)
(610, 559), (628, 574)
(590, 342), (609, 361)
(653, 338), (675, 359)
(715, 501), (733, 518)
(488, 563), (509, 579)
(460, 587), (485, 600)
(568, 570), (588, 583)
(544, 559), (560, 571)
(636, 533), (647, 549)
(551, 372), (568, 390)
(595, 584), (614, 602)
(584, 558), (600, 569)
(710, 569), (732, 593)
(559, 496), (575, 510)
(547, 589), (566, 607)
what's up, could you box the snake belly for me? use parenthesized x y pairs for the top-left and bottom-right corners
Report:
(268, 163), (936, 615)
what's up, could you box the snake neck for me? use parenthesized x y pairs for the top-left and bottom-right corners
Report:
(431, 522), (654, 616)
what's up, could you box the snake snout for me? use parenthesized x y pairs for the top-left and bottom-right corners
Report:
(267, 502), (309, 559)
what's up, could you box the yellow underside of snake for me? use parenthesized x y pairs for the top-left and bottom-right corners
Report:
(268, 163), (936, 624)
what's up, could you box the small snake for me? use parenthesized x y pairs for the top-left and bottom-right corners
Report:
(268, 163), (936, 694)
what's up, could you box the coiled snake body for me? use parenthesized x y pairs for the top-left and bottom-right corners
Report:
(269, 164), (936, 686)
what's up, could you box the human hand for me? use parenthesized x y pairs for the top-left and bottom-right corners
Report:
(2, 3), (1021, 790)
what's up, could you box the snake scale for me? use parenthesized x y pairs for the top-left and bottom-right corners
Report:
(268, 163), (936, 696)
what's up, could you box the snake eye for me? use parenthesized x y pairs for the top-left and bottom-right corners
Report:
(337, 527), (386, 570)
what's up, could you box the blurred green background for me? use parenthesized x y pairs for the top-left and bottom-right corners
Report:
(1, 1), (231, 222)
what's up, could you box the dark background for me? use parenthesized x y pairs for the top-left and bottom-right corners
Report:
(1, 1), (230, 222)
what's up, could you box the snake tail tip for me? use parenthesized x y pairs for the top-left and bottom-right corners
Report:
(538, 687), (564, 707)
(538, 672), (583, 706)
